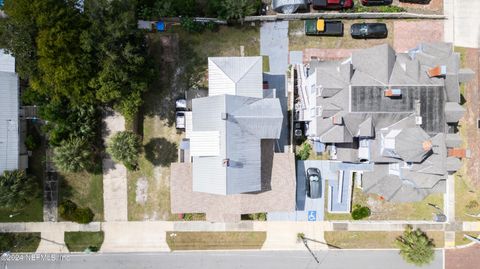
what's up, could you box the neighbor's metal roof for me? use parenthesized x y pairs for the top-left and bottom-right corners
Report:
(208, 57), (263, 98)
(0, 69), (19, 174)
(0, 49), (15, 73)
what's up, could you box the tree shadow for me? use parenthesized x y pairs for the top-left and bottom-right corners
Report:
(144, 137), (178, 166)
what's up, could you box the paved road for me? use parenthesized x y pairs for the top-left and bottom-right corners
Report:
(2, 250), (443, 269)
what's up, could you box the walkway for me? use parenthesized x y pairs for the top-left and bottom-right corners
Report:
(102, 111), (128, 222)
(444, 0), (480, 48)
(260, 21), (289, 151)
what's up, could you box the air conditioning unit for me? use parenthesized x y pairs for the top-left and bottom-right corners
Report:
(415, 116), (423, 125)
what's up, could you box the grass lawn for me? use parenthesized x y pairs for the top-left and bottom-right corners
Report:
(325, 180), (444, 221)
(455, 232), (480, 247)
(166, 232), (267, 250)
(127, 25), (260, 221)
(454, 169), (480, 221)
(64, 232), (104, 252)
(0, 233), (41, 252)
(58, 172), (104, 221)
(289, 19), (394, 51)
(325, 231), (444, 249)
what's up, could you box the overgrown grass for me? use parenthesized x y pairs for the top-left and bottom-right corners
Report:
(64, 232), (104, 252)
(166, 232), (267, 250)
(325, 231), (444, 249)
(58, 172), (104, 221)
(0, 233), (41, 252)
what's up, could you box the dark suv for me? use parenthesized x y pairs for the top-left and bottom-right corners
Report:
(306, 168), (322, 199)
(351, 23), (388, 39)
(399, 0), (430, 4)
(361, 0), (392, 5)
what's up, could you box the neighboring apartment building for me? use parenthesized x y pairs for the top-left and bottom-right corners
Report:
(186, 56), (283, 195)
(0, 49), (21, 175)
(296, 43), (474, 202)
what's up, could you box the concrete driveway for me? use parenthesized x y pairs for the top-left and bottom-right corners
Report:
(444, 0), (480, 48)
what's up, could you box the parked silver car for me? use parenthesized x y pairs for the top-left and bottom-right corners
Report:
(306, 167), (322, 199)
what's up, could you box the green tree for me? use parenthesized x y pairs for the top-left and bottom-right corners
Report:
(0, 170), (39, 210)
(396, 226), (435, 266)
(296, 142), (311, 160)
(107, 131), (142, 170)
(221, 0), (259, 24)
(53, 137), (93, 173)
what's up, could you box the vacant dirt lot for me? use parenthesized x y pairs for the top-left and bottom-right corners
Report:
(393, 20), (443, 52)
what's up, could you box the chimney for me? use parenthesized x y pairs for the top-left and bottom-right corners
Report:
(427, 65), (447, 78)
(448, 148), (469, 158)
(223, 158), (230, 167)
(422, 140), (432, 151)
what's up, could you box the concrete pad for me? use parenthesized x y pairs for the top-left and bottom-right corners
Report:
(101, 222), (174, 252)
(255, 222), (328, 250)
(260, 21), (289, 75)
(394, 20), (444, 52)
(444, 0), (480, 48)
(103, 159), (128, 222)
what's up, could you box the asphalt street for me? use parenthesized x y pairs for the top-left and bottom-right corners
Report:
(2, 250), (443, 269)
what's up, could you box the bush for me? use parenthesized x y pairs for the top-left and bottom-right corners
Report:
(180, 17), (205, 33)
(25, 132), (41, 151)
(107, 131), (142, 170)
(59, 200), (94, 224)
(296, 142), (312, 160)
(466, 200), (479, 210)
(351, 204), (371, 220)
(73, 208), (95, 224)
(343, 5), (406, 13)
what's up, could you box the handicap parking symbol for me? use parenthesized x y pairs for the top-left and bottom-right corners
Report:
(308, 211), (316, 221)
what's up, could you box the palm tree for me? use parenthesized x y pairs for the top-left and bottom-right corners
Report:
(396, 225), (435, 266)
(0, 170), (39, 210)
(107, 131), (141, 170)
(53, 137), (93, 173)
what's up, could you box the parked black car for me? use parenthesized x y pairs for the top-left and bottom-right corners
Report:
(399, 0), (430, 4)
(306, 168), (322, 199)
(361, 0), (392, 5)
(350, 23), (388, 39)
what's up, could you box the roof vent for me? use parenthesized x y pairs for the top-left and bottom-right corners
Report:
(223, 158), (230, 167)
(221, 113), (228, 120)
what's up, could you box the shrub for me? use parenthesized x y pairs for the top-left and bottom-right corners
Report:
(59, 200), (78, 218)
(25, 132), (41, 151)
(59, 200), (94, 224)
(107, 131), (142, 170)
(297, 142), (312, 160)
(73, 208), (95, 224)
(351, 204), (371, 220)
(180, 17), (205, 33)
(466, 200), (479, 210)
(396, 226), (435, 266)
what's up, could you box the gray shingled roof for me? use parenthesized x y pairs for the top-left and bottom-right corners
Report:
(445, 102), (465, 123)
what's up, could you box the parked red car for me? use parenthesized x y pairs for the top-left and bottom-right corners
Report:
(312, 0), (354, 10)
